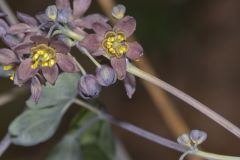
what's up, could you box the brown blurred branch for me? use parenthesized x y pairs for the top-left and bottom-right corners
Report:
(97, 0), (189, 138)
(0, 87), (28, 107)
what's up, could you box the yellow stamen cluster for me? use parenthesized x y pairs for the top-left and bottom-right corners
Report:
(2, 65), (15, 80)
(31, 44), (57, 69)
(102, 31), (128, 57)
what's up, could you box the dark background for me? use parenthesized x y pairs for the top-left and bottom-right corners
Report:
(1, 0), (240, 159)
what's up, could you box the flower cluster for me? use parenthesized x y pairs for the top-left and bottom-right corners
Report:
(177, 130), (207, 149)
(0, 0), (143, 102)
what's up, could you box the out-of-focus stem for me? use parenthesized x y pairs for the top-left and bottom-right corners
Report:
(74, 99), (188, 153)
(127, 63), (240, 139)
(0, 87), (28, 107)
(74, 98), (240, 160)
(0, 0), (18, 24)
(0, 133), (11, 158)
(96, 0), (189, 138)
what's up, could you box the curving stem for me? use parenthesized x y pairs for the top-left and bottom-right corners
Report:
(127, 63), (240, 139)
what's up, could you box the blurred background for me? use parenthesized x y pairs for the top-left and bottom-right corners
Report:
(1, 0), (240, 159)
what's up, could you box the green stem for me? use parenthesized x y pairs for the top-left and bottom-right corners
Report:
(127, 63), (240, 139)
(194, 151), (240, 160)
(58, 25), (84, 41)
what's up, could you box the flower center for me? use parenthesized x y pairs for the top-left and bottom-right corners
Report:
(102, 31), (128, 57)
(30, 44), (57, 69)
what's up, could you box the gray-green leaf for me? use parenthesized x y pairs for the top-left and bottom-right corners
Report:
(77, 111), (116, 160)
(8, 100), (72, 146)
(27, 73), (80, 109)
(47, 132), (82, 160)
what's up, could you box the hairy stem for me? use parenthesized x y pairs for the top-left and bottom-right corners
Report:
(127, 63), (240, 139)
(74, 99), (240, 160)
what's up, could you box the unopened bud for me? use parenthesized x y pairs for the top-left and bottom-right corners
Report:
(190, 130), (207, 145)
(112, 4), (126, 19)
(78, 74), (101, 99)
(96, 65), (117, 87)
(177, 134), (192, 148)
(46, 5), (58, 21)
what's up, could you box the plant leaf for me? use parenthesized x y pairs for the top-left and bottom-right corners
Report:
(8, 100), (73, 146)
(27, 73), (80, 109)
(47, 132), (83, 160)
(76, 110), (116, 160)
(48, 109), (116, 160)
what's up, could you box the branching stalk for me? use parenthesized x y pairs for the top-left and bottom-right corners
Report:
(74, 99), (240, 160)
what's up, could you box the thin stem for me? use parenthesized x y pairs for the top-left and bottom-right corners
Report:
(0, 0), (18, 25)
(66, 52), (87, 75)
(127, 63), (240, 139)
(74, 99), (240, 160)
(0, 133), (11, 157)
(47, 23), (57, 38)
(196, 151), (240, 160)
(180, 151), (192, 160)
(74, 58), (87, 75)
(78, 46), (101, 68)
(57, 25), (84, 41)
(74, 99), (187, 152)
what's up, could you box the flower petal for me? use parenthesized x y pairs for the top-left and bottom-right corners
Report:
(50, 40), (70, 54)
(56, 53), (80, 72)
(15, 58), (36, 83)
(8, 23), (31, 34)
(17, 12), (38, 26)
(77, 34), (101, 53)
(73, 0), (92, 18)
(2, 35), (19, 48)
(114, 16), (136, 38)
(14, 42), (33, 58)
(0, 19), (8, 37)
(35, 13), (51, 25)
(92, 22), (112, 37)
(0, 48), (18, 65)
(56, 0), (71, 10)
(30, 35), (49, 44)
(31, 76), (42, 103)
(124, 73), (136, 98)
(42, 65), (59, 85)
(74, 13), (108, 29)
(126, 41), (143, 60)
(110, 57), (126, 80)
(92, 48), (105, 57)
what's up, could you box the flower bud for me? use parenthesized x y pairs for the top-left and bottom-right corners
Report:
(112, 4), (126, 19)
(78, 74), (101, 99)
(46, 5), (58, 21)
(96, 65), (117, 87)
(190, 130), (207, 145)
(177, 134), (192, 148)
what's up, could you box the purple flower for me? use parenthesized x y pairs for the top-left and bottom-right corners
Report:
(78, 16), (143, 80)
(14, 35), (80, 85)
(49, 0), (108, 30)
